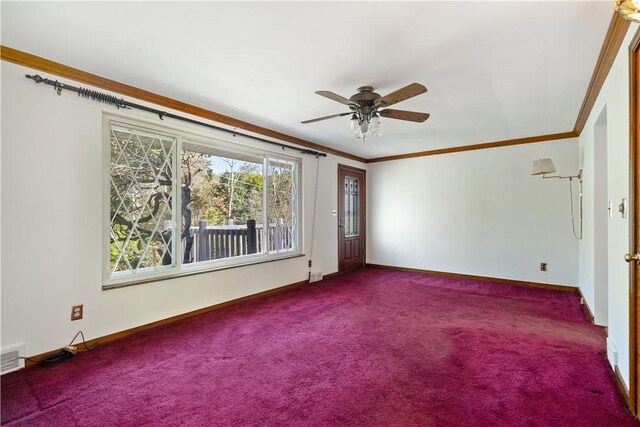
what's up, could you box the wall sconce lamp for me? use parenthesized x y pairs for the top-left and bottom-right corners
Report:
(531, 158), (583, 240)
(616, 0), (640, 22)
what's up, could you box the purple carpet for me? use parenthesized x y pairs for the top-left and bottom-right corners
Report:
(1, 268), (636, 426)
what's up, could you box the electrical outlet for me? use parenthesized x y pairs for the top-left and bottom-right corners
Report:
(71, 304), (83, 321)
(540, 263), (547, 272)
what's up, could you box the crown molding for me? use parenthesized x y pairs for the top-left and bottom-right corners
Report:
(367, 12), (629, 164)
(365, 131), (577, 163)
(573, 11), (631, 135)
(0, 45), (367, 163)
(1, 8), (628, 165)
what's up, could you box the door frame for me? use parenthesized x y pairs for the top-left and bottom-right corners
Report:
(337, 164), (366, 273)
(629, 27), (640, 415)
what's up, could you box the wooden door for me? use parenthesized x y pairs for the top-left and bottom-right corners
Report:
(629, 29), (640, 415)
(338, 165), (366, 273)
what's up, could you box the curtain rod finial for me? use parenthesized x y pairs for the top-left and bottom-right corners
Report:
(25, 74), (44, 84)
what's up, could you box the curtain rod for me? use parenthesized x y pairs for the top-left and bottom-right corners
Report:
(24, 74), (327, 158)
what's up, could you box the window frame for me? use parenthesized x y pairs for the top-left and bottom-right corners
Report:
(102, 114), (304, 289)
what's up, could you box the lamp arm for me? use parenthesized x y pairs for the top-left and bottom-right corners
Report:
(541, 169), (583, 181)
(541, 170), (583, 239)
(541, 174), (580, 180)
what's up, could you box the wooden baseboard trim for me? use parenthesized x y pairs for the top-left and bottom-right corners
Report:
(614, 365), (632, 412)
(365, 263), (578, 292)
(577, 287), (596, 324)
(23, 278), (312, 367)
(322, 271), (343, 280)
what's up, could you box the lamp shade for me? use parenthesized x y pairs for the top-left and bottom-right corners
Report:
(531, 158), (556, 176)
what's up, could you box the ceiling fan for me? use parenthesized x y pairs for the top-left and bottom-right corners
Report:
(301, 83), (430, 140)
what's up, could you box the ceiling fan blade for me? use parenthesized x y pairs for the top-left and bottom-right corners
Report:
(379, 109), (430, 123)
(301, 112), (352, 124)
(374, 83), (427, 108)
(315, 91), (358, 106)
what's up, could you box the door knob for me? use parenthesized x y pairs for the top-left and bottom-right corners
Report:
(625, 253), (640, 264)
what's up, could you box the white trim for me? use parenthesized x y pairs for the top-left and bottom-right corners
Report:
(103, 113), (303, 289)
(175, 133), (184, 273)
(102, 253), (306, 290)
(262, 155), (269, 260)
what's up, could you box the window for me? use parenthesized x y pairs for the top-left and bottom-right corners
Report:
(106, 118), (301, 286)
(109, 125), (177, 276)
(266, 158), (298, 253)
(181, 142), (264, 265)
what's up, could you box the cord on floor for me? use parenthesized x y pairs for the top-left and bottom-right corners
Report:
(18, 331), (98, 367)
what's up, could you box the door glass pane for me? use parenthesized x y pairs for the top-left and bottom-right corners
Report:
(344, 176), (359, 237)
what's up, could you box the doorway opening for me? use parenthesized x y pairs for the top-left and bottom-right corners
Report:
(594, 106), (609, 327)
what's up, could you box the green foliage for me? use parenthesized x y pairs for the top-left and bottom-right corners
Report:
(185, 158), (263, 226)
(111, 130), (283, 272)
(267, 162), (294, 224)
(211, 167), (263, 225)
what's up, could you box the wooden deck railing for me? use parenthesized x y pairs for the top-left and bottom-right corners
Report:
(183, 219), (292, 262)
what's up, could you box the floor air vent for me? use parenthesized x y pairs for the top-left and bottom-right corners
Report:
(309, 270), (323, 283)
(1, 344), (25, 374)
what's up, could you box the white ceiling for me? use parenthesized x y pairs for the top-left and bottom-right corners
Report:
(1, 1), (613, 159)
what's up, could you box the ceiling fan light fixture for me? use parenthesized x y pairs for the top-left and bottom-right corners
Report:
(370, 114), (382, 137)
(303, 83), (429, 142)
(350, 112), (381, 141)
(616, 0), (640, 22)
(350, 114), (359, 136)
(360, 119), (370, 136)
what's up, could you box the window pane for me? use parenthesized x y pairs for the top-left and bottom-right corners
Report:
(344, 176), (359, 237)
(109, 125), (176, 276)
(267, 158), (298, 253)
(181, 143), (264, 264)
(106, 118), (304, 285)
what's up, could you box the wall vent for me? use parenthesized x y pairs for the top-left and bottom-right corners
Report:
(309, 270), (323, 283)
(1, 344), (25, 374)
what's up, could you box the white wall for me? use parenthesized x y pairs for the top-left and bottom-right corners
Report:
(0, 61), (364, 357)
(367, 139), (579, 286)
(579, 25), (639, 388)
(593, 107), (608, 326)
